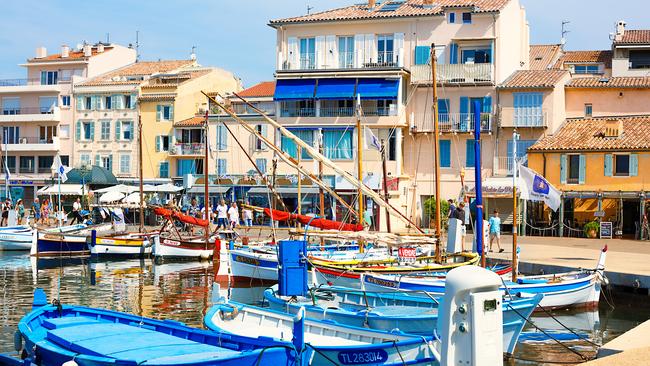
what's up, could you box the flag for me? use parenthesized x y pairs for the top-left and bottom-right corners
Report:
(2, 156), (9, 182)
(53, 155), (71, 183)
(518, 164), (561, 211)
(364, 127), (381, 151)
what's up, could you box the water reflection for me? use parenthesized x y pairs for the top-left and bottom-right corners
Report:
(0, 251), (649, 365)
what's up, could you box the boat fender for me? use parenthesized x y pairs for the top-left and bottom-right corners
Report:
(13, 330), (22, 352)
(218, 303), (240, 320)
(62, 359), (78, 366)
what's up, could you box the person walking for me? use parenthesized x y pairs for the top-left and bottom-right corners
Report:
(228, 202), (240, 229)
(453, 202), (467, 251)
(447, 199), (456, 219)
(242, 204), (253, 227)
(15, 199), (25, 225)
(488, 210), (504, 253)
(41, 199), (51, 226)
(188, 198), (199, 234)
(1, 199), (9, 226)
(70, 198), (83, 225)
(31, 198), (41, 225)
(216, 199), (228, 230)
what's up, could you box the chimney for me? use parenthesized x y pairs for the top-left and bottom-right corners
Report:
(368, 0), (376, 9)
(35, 47), (47, 59)
(604, 119), (623, 138)
(97, 43), (105, 53)
(83, 43), (92, 57)
(615, 20), (626, 41)
(61, 45), (70, 58)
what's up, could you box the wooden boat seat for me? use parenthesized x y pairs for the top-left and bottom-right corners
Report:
(45, 317), (241, 363)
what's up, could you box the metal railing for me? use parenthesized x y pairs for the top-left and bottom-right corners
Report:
(18, 167), (35, 174)
(494, 155), (529, 176)
(214, 103), (275, 116)
(500, 108), (548, 128)
(338, 52), (355, 69)
(280, 107), (316, 117)
(320, 107), (354, 117)
(37, 167), (52, 174)
(411, 63), (494, 84)
(300, 54), (316, 70)
(171, 143), (205, 155)
(281, 50), (401, 71)
(0, 78), (69, 87)
(4, 137), (57, 144)
(1, 107), (58, 115)
(363, 106), (397, 117)
(412, 113), (493, 132)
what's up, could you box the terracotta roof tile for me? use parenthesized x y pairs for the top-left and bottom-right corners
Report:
(137, 93), (176, 102)
(499, 70), (568, 89)
(236, 81), (275, 98)
(174, 116), (204, 127)
(529, 116), (650, 152)
(615, 30), (650, 44)
(80, 60), (195, 86)
(566, 76), (650, 88)
(269, 0), (510, 25)
(28, 46), (114, 62)
(529, 44), (562, 70)
(553, 50), (612, 69)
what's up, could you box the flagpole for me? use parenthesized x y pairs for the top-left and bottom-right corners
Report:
(512, 130), (519, 282)
(356, 93), (365, 253)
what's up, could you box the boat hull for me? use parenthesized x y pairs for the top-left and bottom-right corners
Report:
(154, 237), (216, 260)
(90, 234), (155, 258)
(33, 234), (90, 257)
(229, 249), (279, 282)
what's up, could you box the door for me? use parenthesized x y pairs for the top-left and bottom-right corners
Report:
(622, 200), (640, 236)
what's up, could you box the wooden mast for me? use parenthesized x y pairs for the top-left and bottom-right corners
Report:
(203, 110), (210, 250)
(381, 139), (392, 233)
(431, 43), (442, 262)
(138, 115), (144, 233)
(356, 94), (365, 253)
(512, 130), (519, 281)
(318, 129), (325, 245)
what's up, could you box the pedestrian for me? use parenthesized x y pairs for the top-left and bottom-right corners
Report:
(447, 199), (456, 218)
(41, 198), (51, 226)
(1, 199), (9, 226)
(488, 210), (504, 253)
(453, 202), (467, 251)
(228, 202), (240, 229)
(70, 198), (83, 225)
(216, 199), (228, 229)
(15, 199), (25, 225)
(243, 204), (253, 227)
(31, 198), (41, 225)
(188, 198), (199, 234)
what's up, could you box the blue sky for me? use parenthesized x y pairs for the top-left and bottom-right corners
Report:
(1, 0), (648, 86)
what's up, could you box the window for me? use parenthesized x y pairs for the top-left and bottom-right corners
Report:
(60, 155), (69, 166)
(507, 140), (536, 173)
(377, 34), (394, 64)
(38, 156), (54, 173)
(159, 161), (170, 178)
(112, 95), (125, 110)
(217, 159), (227, 176)
(461, 49), (491, 64)
(177, 159), (203, 176)
(80, 154), (91, 166)
(40, 71), (58, 85)
(61, 96), (71, 107)
(19, 157), (35, 173)
(448, 12), (456, 23)
(322, 129), (353, 160)
(414, 46), (431, 65)
(282, 129), (314, 160)
(2, 126), (20, 144)
(466, 140), (476, 167)
(104, 96), (112, 110)
(584, 104), (593, 118)
(440, 140), (451, 168)
(2, 97), (20, 115)
(157, 105), (173, 121)
(629, 50), (650, 69)
(256, 158), (267, 174)
(376, 99), (395, 116)
(39, 126), (56, 142)
(462, 12), (472, 24)
(120, 155), (130, 174)
(101, 156), (112, 171)
(100, 121), (111, 140)
(614, 154), (630, 176)
(568, 154), (581, 184)
(280, 100), (315, 117)
(388, 128), (397, 161)
(82, 122), (93, 140)
(84, 96), (92, 110)
(124, 95), (132, 109)
(338, 36), (355, 68)
(158, 135), (170, 152)
(299, 37), (316, 69)
(574, 65), (600, 74)
(39, 97), (58, 113)
(5, 156), (15, 172)
(254, 125), (267, 150)
(513, 92), (544, 126)
(216, 125), (228, 150)
(120, 121), (133, 140)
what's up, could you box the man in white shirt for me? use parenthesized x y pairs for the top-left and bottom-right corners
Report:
(243, 205), (253, 227)
(216, 199), (228, 229)
(227, 202), (239, 229)
(71, 198), (83, 224)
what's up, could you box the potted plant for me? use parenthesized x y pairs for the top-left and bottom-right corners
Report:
(583, 221), (600, 239)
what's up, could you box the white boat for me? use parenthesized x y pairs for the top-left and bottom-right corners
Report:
(0, 224), (89, 251)
(153, 235), (216, 260)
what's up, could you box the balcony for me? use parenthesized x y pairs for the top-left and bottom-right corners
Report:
(0, 78), (64, 93)
(280, 50), (403, 72)
(411, 113), (493, 133)
(499, 108), (548, 128)
(170, 143), (205, 156)
(494, 156), (529, 177)
(4, 137), (60, 152)
(214, 103), (275, 117)
(320, 107), (354, 117)
(410, 64), (494, 84)
(280, 107), (316, 118)
(0, 106), (60, 122)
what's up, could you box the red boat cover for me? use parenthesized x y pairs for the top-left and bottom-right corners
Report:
(263, 208), (363, 232)
(153, 207), (209, 228)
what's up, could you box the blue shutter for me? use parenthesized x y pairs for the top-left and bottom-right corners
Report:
(438, 99), (450, 125)
(130, 94), (137, 109)
(89, 121), (95, 141)
(107, 156), (112, 172)
(630, 154), (638, 177)
(449, 43), (458, 64)
(94, 154), (100, 167)
(604, 154), (613, 177)
(466, 140), (475, 167)
(482, 96), (492, 113)
(155, 136), (161, 152)
(75, 121), (81, 141)
(579, 155), (586, 184)
(415, 46), (431, 65)
(156, 105), (161, 121)
(488, 40), (494, 64)
(115, 121), (121, 141)
(169, 105), (174, 121)
(439, 140), (451, 168)
(448, 12), (455, 23)
(560, 154), (567, 184)
(507, 141), (514, 174)
(76, 96), (84, 111)
(459, 96), (469, 131)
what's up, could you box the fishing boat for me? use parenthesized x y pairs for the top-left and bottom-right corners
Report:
(264, 285), (542, 355)
(0, 225), (35, 250)
(205, 300), (438, 365)
(30, 223), (113, 257)
(16, 289), (299, 366)
(361, 246), (607, 310)
(154, 235), (217, 260)
(89, 232), (157, 258)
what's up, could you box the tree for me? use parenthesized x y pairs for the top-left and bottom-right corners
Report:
(423, 197), (450, 230)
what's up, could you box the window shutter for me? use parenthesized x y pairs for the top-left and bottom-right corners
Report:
(315, 36), (326, 69)
(459, 96), (469, 131)
(130, 94), (137, 109)
(169, 105), (174, 121)
(579, 155), (586, 184)
(261, 125), (268, 150)
(115, 121), (121, 141)
(129, 122), (134, 141)
(97, 96), (104, 110)
(40, 71), (47, 85)
(560, 154), (567, 184)
(465, 140), (475, 167)
(325, 35), (337, 69)
(155, 136), (161, 152)
(156, 105), (161, 121)
(94, 154), (100, 167)
(287, 37), (298, 70)
(604, 154), (613, 177)
(107, 156), (112, 172)
(75, 121), (81, 141)
(354, 34), (365, 68)
(394, 33), (404, 66)
(439, 140), (451, 168)
(449, 43), (458, 64)
(364, 34), (376, 64)
(488, 40), (494, 64)
(89, 121), (95, 141)
(415, 46), (431, 65)
(630, 154), (638, 177)
(76, 96), (84, 111)
(482, 96), (492, 113)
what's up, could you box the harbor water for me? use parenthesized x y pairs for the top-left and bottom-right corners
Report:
(0, 252), (648, 365)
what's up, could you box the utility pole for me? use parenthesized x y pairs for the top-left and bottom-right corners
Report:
(561, 20), (570, 50)
(431, 44), (442, 263)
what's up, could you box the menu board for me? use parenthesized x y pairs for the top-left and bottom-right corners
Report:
(600, 222), (613, 239)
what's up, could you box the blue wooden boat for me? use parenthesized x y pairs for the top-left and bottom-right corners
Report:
(205, 299), (439, 365)
(263, 285), (542, 355)
(17, 289), (299, 366)
(31, 223), (113, 257)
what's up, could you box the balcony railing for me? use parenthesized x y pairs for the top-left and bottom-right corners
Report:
(320, 107), (354, 117)
(4, 137), (57, 144)
(280, 108), (316, 117)
(494, 155), (528, 177)
(1, 107), (58, 115)
(411, 113), (493, 133)
(171, 143), (205, 156)
(281, 50), (403, 71)
(363, 106), (397, 117)
(500, 108), (548, 128)
(214, 104), (275, 116)
(0, 78), (70, 87)
(411, 63), (494, 84)
(18, 166), (35, 174)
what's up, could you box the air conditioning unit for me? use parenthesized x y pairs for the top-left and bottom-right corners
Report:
(19, 138), (27, 144)
(170, 145), (178, 154)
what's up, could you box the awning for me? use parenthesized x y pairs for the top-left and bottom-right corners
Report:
(274, 79), (316, 101)
(187, 185), (230, 194)
(356, 78), (399, 99)
(142, 183), (183, 193)
(93, 184), (138, 194)
(37, 184), (86, 196)
(247, 186), (320, 195)
(99, 191), (126, 203)
(316, 79), (356, 99)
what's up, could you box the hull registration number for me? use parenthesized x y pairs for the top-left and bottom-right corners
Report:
(337, 350), (388, 365)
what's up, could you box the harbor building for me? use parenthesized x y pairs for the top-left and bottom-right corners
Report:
(72, 60), (196, 183)
(0, 43), (135, 204)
